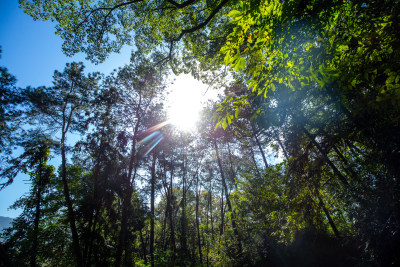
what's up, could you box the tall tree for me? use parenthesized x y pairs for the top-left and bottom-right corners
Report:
(25, 62), (98, 267)
(1, 137), (56, 266)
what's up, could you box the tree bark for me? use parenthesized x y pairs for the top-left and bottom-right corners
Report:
(150, 153), (156, 267)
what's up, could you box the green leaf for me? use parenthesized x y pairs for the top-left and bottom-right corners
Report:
(222, 119), (228, 130)
(228, 10), (242, 18)
(235, 108), (240, 118)
(234, 57), (246, 71)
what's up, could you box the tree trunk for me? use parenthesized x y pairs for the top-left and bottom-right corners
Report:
(195, 173), (203, 264)
(161, 195), (168, 250)
(180, 151), (188, 258)
(206, 185), (210, 267)
(302, 127), (349, 186)
(209, 181), (214, 242)
(227, 143), (237, 187)
(276, 135), (290, 162)
(84, 160), (101, 267)
(251, 124), (269, 169)
(315, 190), (340, 238)
(150, 153), (156, 267)
(85, 208), (99, 267)
(30, 158), (43, 267)
(116, 118), (141, 267)
(140, 229), (147, 266)
(248, 143), (262, 178)
(169, 167), (176, 252)
(220, 186), (224, 236)
(115, 181), (133, 267)
(61, 135), (84, 267)
(213, 140), (242, 253)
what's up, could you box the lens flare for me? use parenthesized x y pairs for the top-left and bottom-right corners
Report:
(137, 130), (163, 157)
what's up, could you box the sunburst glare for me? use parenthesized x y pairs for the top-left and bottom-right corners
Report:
(166, 75), (214, 132)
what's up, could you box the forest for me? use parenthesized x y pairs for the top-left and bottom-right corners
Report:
(1, 0), (399, 266)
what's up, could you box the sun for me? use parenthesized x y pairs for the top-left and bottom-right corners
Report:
(166, 75), (216, 131)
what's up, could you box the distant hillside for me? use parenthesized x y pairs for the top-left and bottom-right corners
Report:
(0, 216), (13, 231)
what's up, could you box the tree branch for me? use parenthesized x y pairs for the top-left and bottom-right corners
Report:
(156, 0), (231, 65)
(173, 0), (230, 42)
(166, 0), (198, 8)
(77, 0), (145, 30)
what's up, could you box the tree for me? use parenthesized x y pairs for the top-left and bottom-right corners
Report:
(1, 137), (56, 266)
(0, 48), (26, 179)
(25, 62), (99, 267)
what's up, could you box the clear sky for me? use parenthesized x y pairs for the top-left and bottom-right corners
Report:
(0, 1), (132, 218)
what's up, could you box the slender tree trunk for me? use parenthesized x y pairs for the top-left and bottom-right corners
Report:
(276, 135), (290, 161)
(116, 119), (141, 267)
(168, 168), (176, 264)
(181, 151), (188, 258)
(227, 143), (237, 186)
(84, 161), (101, 267)
(206, 186), (210, 267)
(161, 197), (168, 250)
(169, 168), (176, 252)
(316, 191), (341, 238)
(84, 116), (112, 267)
(115, 186), (131, 267)
(30, 158), (43, 267)
(248, 143), (262, 177)
(220, 186), (224, 236)
(61, 132), (84, 267)
(317, 129), (359, 181)
(209, 181), (214, 242)
(116, 91), (142, 267)
(86, 208), (99, 267)
(160, 165), (169, 251)
(251, 124), (269, 169)
(302, 127), (349, 186)
(213, 140), (242, 253)
(83, 213), (93, 266)
(195, 174), (203, 264)
(140, 229), (147, 266)
(150, 153), (156, 267)
(331, 143), (360, 181)
(124, 232), (133, 267)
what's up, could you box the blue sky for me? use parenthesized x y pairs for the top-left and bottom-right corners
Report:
(0, 1), (132, 218)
